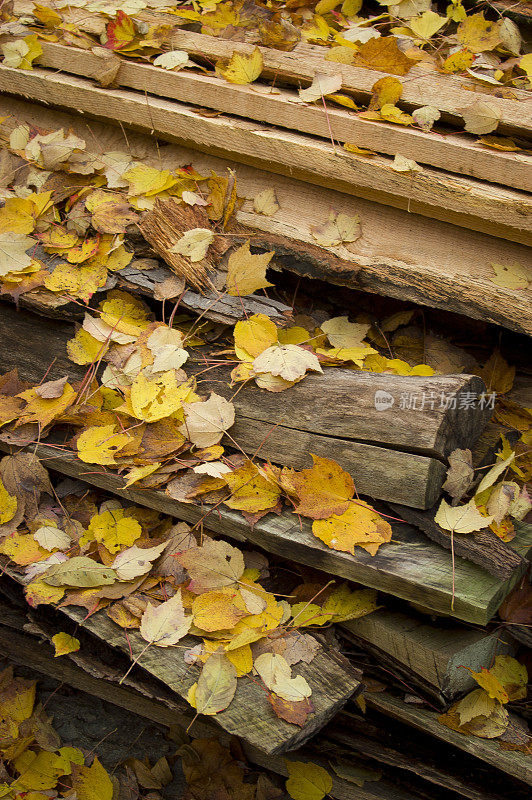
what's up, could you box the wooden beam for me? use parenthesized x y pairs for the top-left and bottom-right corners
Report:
(341, 610), (515, 700)
(3, 96), (531, 335)
(367, 692), (532, 787)
(1, 66), (530, 247)
(30, 41), (531, 191)
(2, 440), (531, 625)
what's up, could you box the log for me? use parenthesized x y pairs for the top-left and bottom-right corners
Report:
(0, 301), (492, 509)
(366, 692), (532, 787)
(3, 96), (531, 335)
(2, 440), (531, 624)
(341, 609), (515, 701)
(28, 41), (531, 191)
(1, 67), (530, 247)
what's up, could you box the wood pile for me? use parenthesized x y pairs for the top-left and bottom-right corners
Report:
(0, 1), (531, 798)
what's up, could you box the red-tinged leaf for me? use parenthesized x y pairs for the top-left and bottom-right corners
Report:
(106, 11), (136, 50)
(268, 693), (313, 726)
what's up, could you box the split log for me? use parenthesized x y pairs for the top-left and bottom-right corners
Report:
(28, 41), (531, 191)
(3, 97), (531, 335)
(1, 67), (530, 248)
(2, 440), (531, 624)
(366, 692), (532, 787)
(0, 302), (492, 509)
(341, 609), (515, 701)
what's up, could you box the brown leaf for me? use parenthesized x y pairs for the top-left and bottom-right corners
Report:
(352, 38), (416, 76)
(268, 693), (313, 726)
(35, 376), (68, 399)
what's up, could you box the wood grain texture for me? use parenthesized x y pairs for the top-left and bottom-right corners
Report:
(1, 66), (530, 247)
(31, 40), (532, 191)
(342, 610), (515, 700)
(367, 692), (532, 787)
(0, 301), (491, 509)
(157, 27), (532, 137)
(3, 96), (531, 335)
(2, 441), (531, 625)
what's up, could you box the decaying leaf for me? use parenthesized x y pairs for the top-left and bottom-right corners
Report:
(140, 590), (192, 646)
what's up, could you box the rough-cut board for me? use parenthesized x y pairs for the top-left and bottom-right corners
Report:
(0, 567), (360, 755)
(367, 692), (532, 787)
(29, 41), (531, 192)
(3, 97), (531, 335)
(2, 440), (531, 625)
(150, 24), (532, 137)
(342, 610), (515, 700)
(1, 66), (530, 248)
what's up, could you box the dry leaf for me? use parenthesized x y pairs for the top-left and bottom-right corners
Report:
(434, 498), (493, 533)
(253, 188), (280, 216)
(226, 241), (274, 296)
(170, 228), (215, 262)
(140, 590), (192, 646)
(391, 154), (422, 173)
(217, 48), (263, 85)
(442, 448), (474, 501)
(253, 344), (322, 382)
(182, 393), (235, 448)
(285, 761), (332, 800)
(299, 73), (342, 102)
(193, 650), (237, 714)
(462, 101), (501, 135)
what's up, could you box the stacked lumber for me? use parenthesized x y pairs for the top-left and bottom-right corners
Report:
(0, 2), (531, 798)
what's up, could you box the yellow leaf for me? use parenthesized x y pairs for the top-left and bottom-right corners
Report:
(1, 35), (42, 70)
(285, 760), (333, 800)
(71, 757), (113, 800)
(470, 667), (509, 703)
(321, 317), (369, 348)
(0, 232), (35, 276)
(313, 501), (392, 555)
(52, 632), (81, 657)
(322, 584), (379, 622)
(234, 313), (278, 360)
(435, 498), (494, 533)
(16, 382), (76, 428)
(456, 13), (501, 53)
(67, 328), (105, 366)
(519, 53), (532, 88)
(82, 508), (142, 554)
(278, 326), (312, 346)
(299, 73), (342, 103)
(490, 263), (530, 290)
(217, 47), (263, 85)
(124, 163), (178, 197)
(130, 370), (184, 422)
(0, 197), (36, 235)
(352, 37), (416, 76)
(253, 188), (280, 216)
(369, 76), (403, 110)
(409, 10), (447, 40)
(170, 227), (215, 262)
(13, 748), (82, 792)
(326, 93), (358, 110)
(192, 591), (245, 632)
(310, 211), (361, 247)
(442, 49), (474, 73)
(177, 538), (245, 592)
(99, 290), (150, 336)
(462, 100), (501, 135)
(224, 460), (281, 513)
(225, 643), (253, 676)
(343, 142), (376, 156)
(33, 4), (62, 27)
(0, 477), (17, 524)
(253, 344), (322, 382)
(76, 424), (131, 465)
(182, 392), (235, 447)
(489, 654), (528, 701)
(391, 154), (423, 173)
(25, 579), (65, 607)
(194, 650), (237, 715)
(286, 455), (354, 519)
(140, 591), (192, 646)
(122, 463), (162, 488)
(226, 241), (274, 296)
(479, 349), (515, 394)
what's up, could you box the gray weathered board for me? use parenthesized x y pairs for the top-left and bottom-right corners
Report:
(0, 568), (359, 756)
(0, 301), (491, 509)
(2, 441), (531, 626)
(342, 610), (515, 701)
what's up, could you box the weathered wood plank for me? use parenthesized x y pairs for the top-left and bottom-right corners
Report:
(3, 96), (531, 335)
(2, 441), (531, 624)
(1, 66), (530, 247)
(367, 692), (532, 787)
(30, 41), (531, 191)
(342, 610), (515, 700)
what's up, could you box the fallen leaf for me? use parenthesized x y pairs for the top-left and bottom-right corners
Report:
(34, 525), (71, 552)
(352, 37), (416, 76)
(112, 541), (167, 580)
(321, 317), (370, 348)
(456, 12), (501, 53)
(1, 35), (42, 70)
(299, 73), (342, 102)
(391, 154), (423, 173)
(490, 263), (530, 290)
(435, 498), (493, 533)
(43, 556), (116, 588)
(253, 344), (322, 382)
(254, 188), (280, 216)
(313, 501), (392, 555)
(462, 100), (501, 135)
(269, 695), (314, 726)
(170, 228), (215, 262)
(217, 48), (264, 85)
(0, 233), (35, 276)
(193, 650), (237, 714)
(182, 392), (235, 447)
(285, 761), (332, 800)
(310, 212), (361, 247)
(234, 313), (278, 360)
(224, 460), (281, 513)
(287, 455), (354, 519)
(177, 538), (245, 591)
(412, 105), (441, 131)
(71, 757), (113, 800)
(442, 448), (474, 501)
(226, 241), (274, 297)
(153, 50), (193, 70)
(140, 590), (192, 646)
(52, 632), (80, 657)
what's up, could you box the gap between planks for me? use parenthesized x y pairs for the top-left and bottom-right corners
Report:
(1, 65), (530, 248)
(29, 40), (532, 192)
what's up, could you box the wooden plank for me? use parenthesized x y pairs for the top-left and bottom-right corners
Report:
(3, 96), (531, 335)
(367, 692), (532, 787)
(2, 440), (531, 625)
(1, 66), (530, 247)
(31, 40), (531, 191)
(342, 610), (515, 700)
(156, 27), (532, 137)
(0, 563), (360, 755)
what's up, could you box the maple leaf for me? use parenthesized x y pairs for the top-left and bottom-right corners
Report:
(224, 460), (281, 513)
(217, 48), (264, 85)
(1, 35), (42, 70)
(313, 501), (392, 555)
(285, 455), (354, 520)
(82, 508), (142, 554)
(77, 424), (131, 465)
(352, 37), (416, 76)
(182, 392), (235, 448)
(269, 694), (314, 727)
(234, 313), (278, 360)
(105, 10), (137, 51)
(177, 538), (245, 592)
(192, 591), (246, 632)
(253, 344), (322, 383)
(226, 241), (274, 296)
(456, 12), (501, 53)
(140, 590), (193, 646)
(310, 212), (361, 247)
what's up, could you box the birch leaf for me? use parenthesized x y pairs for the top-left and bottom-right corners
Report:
(462, 101), (501, 135)
(153, 50), (193, 70)
(299, 73), (342, 102)
(170, 228), (215, 262)
(0, 233), (35, 276)
(285, 761), (333, 800)
(140, 590), (192, 646)
(112, 541), (167, 581)
(435, 498), (493, 533)
(52, 632), (80, 657)
(182, 393), (235, 448)
(217, 48), (263, 85)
